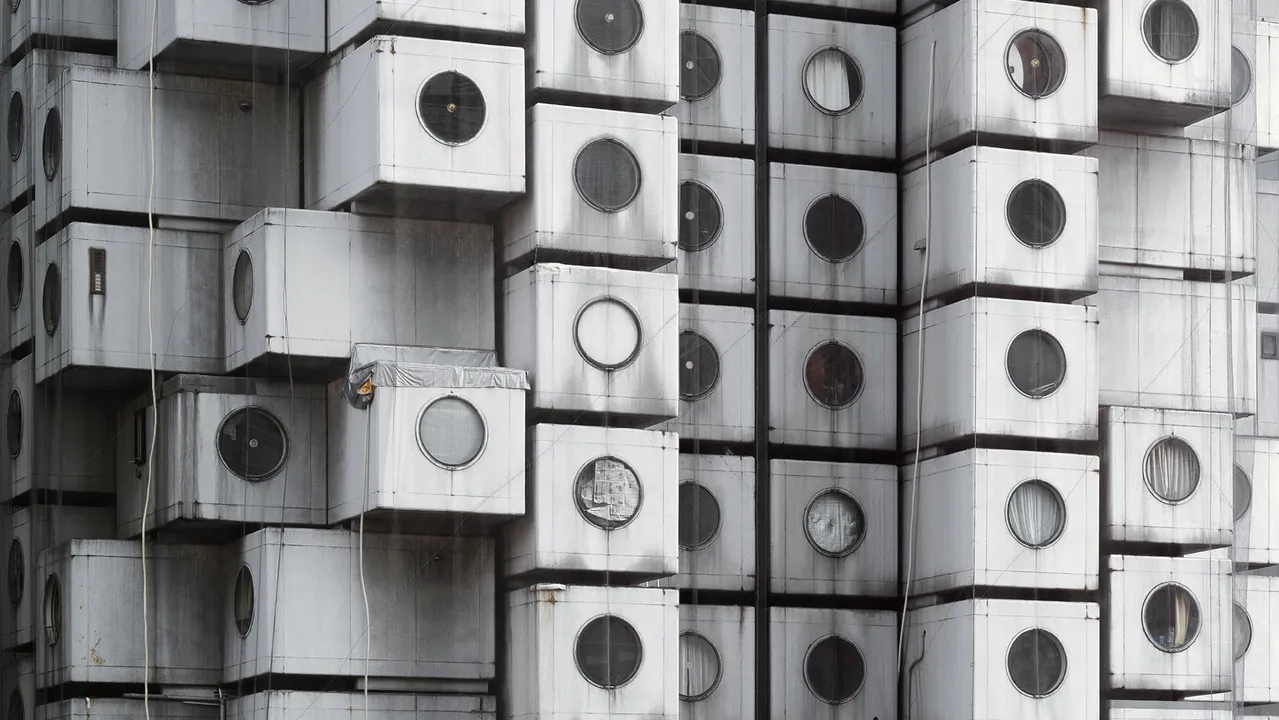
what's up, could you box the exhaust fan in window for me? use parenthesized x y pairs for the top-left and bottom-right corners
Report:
(679, 605), (754, 717)
(326, 0), (523, 52)
(502, 104), (677, 270)
(505, 424), (676, 583)
(6, 1), (114, 63)
(1107, 554), (1232, 694)
(504, 263), (678, 425)
(305, 36), (522, 215)
(1234, 437), (1279, 566)
(505, 584), (677, 720)
(653, 454), (754, 592)
(677, 153), (753, 296)
(900, 147), (1099, 306)
(770, 162), (896, 306)
(224, 209), (496, 374)
(904, 449), (1099, 595)
(228, 691), (495, 720)
(769, 607), (896, 720)
(226, 529), (495, 683)
(901, 297), (1098, 450)
(675, 4), (754, 145)
(657, 304), (753, 443)
(899, 0), (1098, 161)
(327, 346), (528, 524)
(768, 14), (895, 159)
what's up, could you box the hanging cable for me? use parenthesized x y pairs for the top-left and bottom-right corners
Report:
(141, 1), (160, 719)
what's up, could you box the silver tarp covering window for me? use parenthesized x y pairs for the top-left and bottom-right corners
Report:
(343, 343), (529, 409)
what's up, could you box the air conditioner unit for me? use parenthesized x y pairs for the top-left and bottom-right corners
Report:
(505, 424), (676, 583)
(903, 449), (1100, 596)
(527, 0), (678, 111)
(1103, 406), (1234, 548)
(676, 153), (753, 297)
(658, 304), (753, 444)
(1236, 437), (1279, 566)
(675, 4), (754, 146)
(326, 0), (523, 53)
(1257, 178), (1279, 309)
(2, 506), (112, 650)
(901, 297), (1100, 449)
(769, 163), (896, 306)
(769, 607), (895, 720)
(6, 1), (114, 62)
(228, 691), (496, 720)
(38, 699), (218, 720)
(679, 605), (754, 719)
(1089, 275), (1256, 415)
(35, 539), (225, 688)
(1109, 701), (1234, 720)
(501, 105), (677, 270)
(223, 209), (496, 374)
(769, 459), (895, 597)
(1081, 132), (1255, 275)
(0, 654), (31, 720)
(767, 310), (896, 450)
(115, 0), (325, 76)
(767, 15), (895, 160)
(505, 584), (678, 720)
(304, 35), (523, 216)
(1107, 553), (1232, 694)
(1233, 573), (1279, 704)
(114, 375), (327, 539)
(33, 223), (222, 386)
(899, 147), (1100, 307)
(327, 346), (528, 524)
(1241, 312), (1279, 437)
(902, 599), (1100, 720)
(32, 66), (298, 233)
(1184, 19), (1279, 149)
(654, 454), (754, 593)
(899, 0), (1098, 161)
(1099, 0), (1232, 126)
(504, 263), (678, 425)
(4, 206), (29, 354)
(225, 528), (494, 683)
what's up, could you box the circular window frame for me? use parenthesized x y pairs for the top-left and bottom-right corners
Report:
(1004, 479), (1068, 549)
(572, 137), (643, 214)
(41, 262), (59, 336)
(1142, 435), (1201, 506)
(1003, 29), (1069, 100)
(678, 329), (722, 402)
(1005, 627), (1068, 698)
(8, 91), (23, 163)
(1234, 601), (1253, 660)
(1005, 179), (1068, 249)
(801, 47), (865, 117)
(415, 394), (489, 471)
(573, 455), (644, 531)
(803, 487), (868, 558)
(215, 406), (290, 483)
(802, 634), (866, 705)
(679, 30), (723, 101)
(1004, 328), (1068, 399)
(7, 388), (21, 460)
(1234, 463), (1253, 521)
(1141, 0), (1201, 65)
(572, 296), (644, 372)
(1232, 46), (1253, 106)
(416, 71), (488, 147)
(678, 480), (723, 551)
(677, 180), (724, 253)
(802, 193), (867, 264)
(677, 630), (723, 701)
(802, 340), (866, 410)
(573, 614), (645, 690)
(232, 249), (253, 325)
(1141, 581), (1202, 653)
(233, 563), (254, 638)
(42, 573), (59, 647)
(41, 107), (60, 182)
(7, 537), (22, 609)
(574, 0), (645, 56)
(7, 240), (22, 311)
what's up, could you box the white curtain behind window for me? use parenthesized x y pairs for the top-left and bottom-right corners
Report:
(1143, 438), (1200, 503)
(1007, 481), (1065, 547)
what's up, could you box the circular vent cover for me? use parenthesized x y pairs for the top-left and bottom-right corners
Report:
(233, 564), (254, 638)
(678, 330), (721, 401)
(1007, 628), (1067, 697)
(1232, 46), (1252, 106)
(575, 0), (644, 55)
(217, 407), (289, 482)
(41, 263), (59, 336)
(574, 456), (642, 530)
(804, 194), (865, 263)
(418, 72), (487, 145)
(678, 481), (721, 550)
(574, 139), (642, 213)
(41, 107), (60, 182)
(1005, 329), (1067, 398)
(6, 389), (20, 459)
(42, 573), (59, 647)
(1143, 436), (1200, 504)
(7, 538), (21, 609)
(1144, 583), (1201, 652)
(1006, 180), (1067, 249)
(1005, 30), (1067, 99)
(1143, 0), (1199, 64)
(678, 181), (723, 252)
(7, 241), (22, 311)
(417, 396), (487, 469)
(1234, 602), (1253, 660)
(804, 489), (866, 557)
(576, 615), (643, 688)
(804, 341), (864, 409)
(680, 31), (722, 101)
(7, 92), (22, 162)
(679, 632), (722, 701)
(804, 636), (865, 704)
(1006, 480), (1066, 549)
(802, 48), (863, 115)
(574, 297), (642, 371)
(232, 249), (253, 325)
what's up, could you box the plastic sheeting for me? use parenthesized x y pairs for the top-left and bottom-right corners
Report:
(343, 343), (529, 410)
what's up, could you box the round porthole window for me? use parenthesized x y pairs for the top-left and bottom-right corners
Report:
(804, 195), (865, 263)
(804, 489), (866, 557)
(1232, 46), (1253, 106)
(1234, 464), (1253, 522)
(1007, 628), (1067, 698)
(574, 297), (642, 371)
(7, 538), (22, 609)
(233, 564), (254, 638)
(42, 573), (59, 647)
(232, 249), (253, 325)
(678, 181), (723, 252)
(802, 48), (863, 115)
(1005, 30), (1067, 99)
(7, 91), (22, 162)
(418, 71), (487, 145)
(417, 396), (487, 469)
(803, 341), (864, 409)
(41, 263), (59, 336)
(575, 615), (643, 688)
(7, 689), (21, 720)
(680, 31), (722, 101)
(41, 107), (60, 182)
(237, 0), (276, 5)
(1143, 436), (1200, 504)
(1234, 602), (1253, 660)
(679, 330), (721, 402)
(804, 635), (865, 704)
(7, 241), (22, 311)
(216, 407), (289, 482)
(574, 456), (642, 530)
(1006, 179), (1067, 249)
(678, 482), (721, 551)
(679, 632), (722, 701)
(1006, 480), (1067, 549)
(1005, 329), (1067, 398)
(1142, 0), (1199, 64)
(6, 389), (20, 459)
(574, 139), (642, 213)
(1144, 583), (1201, 652)
(575, 0), (644, 55)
